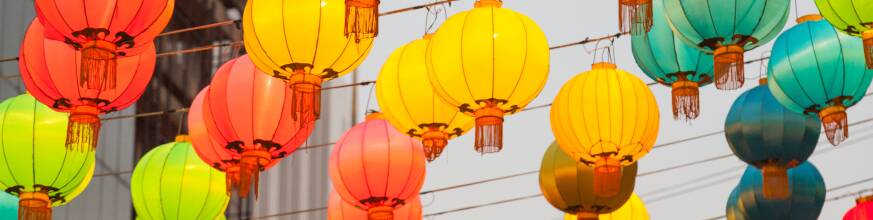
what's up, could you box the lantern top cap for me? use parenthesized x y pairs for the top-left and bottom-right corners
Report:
(796, 14), (823, 24)
(423, 33), (435, 40)
(758, 77), (767, 85)
(858, 195), (873, 204)
(591, 62), (617, 70)
(366, 112), (385, 121)
(175, 135), (190, 143)
(474, 0), (503, 8)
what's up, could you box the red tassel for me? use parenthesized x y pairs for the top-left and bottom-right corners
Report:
(671, 76), (700, 121)
(421, 129), (449, 162)
(761, 163), (790, 200)
(619, 0), (653, 35)
(66, 105), (101, 152)
(367, 206), (394, 220)
(289, 71), (323, 122)
(819, 105), (848, 146)
(80, 40), (117, 91)
(238, 149), (271, 199)
(19, 192), (51, 220)
(593, 157), (621, 197)
(225, 165), (241, 196)
(473, 103), (504, 154)
(713, 45), (745, 90)
(863, 30), (872, 69)
(345, 0), (380, 42)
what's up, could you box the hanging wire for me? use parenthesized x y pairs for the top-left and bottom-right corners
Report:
(423, 0), (450, 35)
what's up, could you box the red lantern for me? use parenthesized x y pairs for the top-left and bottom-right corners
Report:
(844, 195), (873, 220)
(34, 0), (173, 92)
(19, 20), (155, 151)
(329, 113), (426, 220)
(200, 55), (315, 198)
(328, 191), (422, 220)
(189, 87), (252, 194)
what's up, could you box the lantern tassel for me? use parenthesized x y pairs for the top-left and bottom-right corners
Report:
(575, 211), (599, 220)
(762, 163), (790, 199)
(863, 30), (873, 69)
(19, 192), (51, 220)
(713, 45), (745, 90)
(421, 130), (449, 162)
(671, 77), (700, 121)
(345, 0), (380, 42)
(593, 157), (621, 197)
(80, 41), (118, 91)
(289, 72), (323, 122)
(225, 165), (241, 195)
(473, 104), (504, 154)
(819, 105), (848, 146)
(66, 105), (101, 152)
(367, 206), (394, 220)
(619, 0), (652, 35)
(238, 150), (271, 199)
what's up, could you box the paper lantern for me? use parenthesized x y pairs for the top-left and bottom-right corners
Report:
(329, 113), (426, 220)
(426, 0), (550, 153)
(540, 142), (637, 220)
(328, 191), (422, 220)
(131, 136), (229, 220)
(34, 0), (173, 92)
(631, 0), (713, 120)
(726, 162), (825, 220)
(664, 0), (790, 89)
(200, 56), (316, 198)
(188, 87), (248, 194)
(767, 15), (873, 146)
(243, 0), (375, 121)
(0, 193), (16, 219)
(844, 195), (873, 220)
(619, 0), (652, 35)
(376, 35), (474, 161)
(563, 193), (649, 220)
(0, 94), (96, 220)
(815, 0), (873, 68)
(550, 62), (658, 197)
(19, 20), (156, 151)
(725, 80), (821, 199)
(345, 0), (380, 41)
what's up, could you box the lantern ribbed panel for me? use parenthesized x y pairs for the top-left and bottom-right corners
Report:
(188, 87), (238, 172)
(0, 94), (96, 207)
(550, 63), (659, 166)
(563, 194), (649, 220)
(131, 140), (229, 220)
(329, 115), (426, 213)
(844, 198), (873, 220)
(376, 37), (475, 161)
(539, 142), (637, 216)
(328, 191), (422, 220)
(815, 0), (873, 38)
(726, 163), (825, 220)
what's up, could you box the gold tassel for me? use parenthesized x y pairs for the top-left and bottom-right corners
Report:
(593, 157), (621, 197)
(761, 163), (790, 200)
(619, 0), (653, 35)
(819, 105), (848, 146)
(713, 45), (745, 90)
(289, 70), (323, 122)
(238, 149), (271, 199)
(367, 206), (394, 220)
(421, 129), (449, 162)
(345, 0), (380, 42)
(671, 76), (700, 121)
(225, 165), (241, 196)
(66, 105), (101, 152)
(80, 40), (117, 92)
(575, 211), (599, 220)
(863, 30), (873, 69)
(19, 192), (51, 220)
(473, 102), (504, 154)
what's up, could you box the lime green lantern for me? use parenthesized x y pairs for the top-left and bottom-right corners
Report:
(0, 94), (96, 220)
(131, 136), (229, 220)
(815, 0), (873, 68)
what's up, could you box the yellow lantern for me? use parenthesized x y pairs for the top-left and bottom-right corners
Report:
(243, 0), (375, 121)
(376, 35), (475, 162)
(550, 62), (659, 197)
(563, 194), (650, 220)
(426, 0), (550, 154)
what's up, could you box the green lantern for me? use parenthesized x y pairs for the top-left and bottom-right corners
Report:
(815, 0), (873, 68)
(131, 136), (229, 220)
(0, 94), (96, 220)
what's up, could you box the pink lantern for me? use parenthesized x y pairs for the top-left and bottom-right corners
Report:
(328, 191), (422, 220)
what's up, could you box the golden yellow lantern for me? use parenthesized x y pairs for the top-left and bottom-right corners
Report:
(563, 194), (650, 220)
(550, 62), (659, 197)
(376, 35), (475, 162)
(426, 0), (550, 154)
(243, 0), (375, 121)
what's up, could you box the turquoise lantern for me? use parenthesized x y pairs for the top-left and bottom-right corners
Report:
(0, 193), (16, 218)
(767, 15), (873, 146)
(632, 0), (713, 120)
(725, 81), (821, 199)
(663, 0), (790, 90)
(726, 162), (825, 220)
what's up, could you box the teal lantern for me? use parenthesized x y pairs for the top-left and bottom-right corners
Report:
(726, 162), (825, 220)
(767, 15), (873, 146)
(632, 0), (713, 120)
(0, 193), (16, 219)
(663, 0), (790, 90)
(725, 81), (821, 199)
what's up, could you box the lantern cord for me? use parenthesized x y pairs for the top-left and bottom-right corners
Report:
(827, 188), (873, 202)
(243, 207), (328, 220)
(0, 57), (17, 62)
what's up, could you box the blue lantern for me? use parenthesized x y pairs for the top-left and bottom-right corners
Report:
(726, 162), (826, 220)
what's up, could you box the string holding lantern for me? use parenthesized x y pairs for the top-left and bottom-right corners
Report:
(631, 0), (713, 121)
(540, 142), (638, 220)
(376, 35), (475, 162)
(0, 94), (96, 220)
(188, 87), (246, 195)
(663, 0), (790, 90)
(199, 56), (316, 198)
(426, 0), (550, 153)
(329, 113), (427, 220)
(767, 15), (873, 146)
(550, 62), (658, 197)
(726, 163), (825, 220)
(131, 136), (229, 220)
(243, 0), (375, 122)
(618, 0), (653, 35)
(563, 193), (649, 220)
(34, 0), (173, 92)
(815, 0), (873, 68)
(19, 20), (156, 151)
(844, 194), (873, 220)
(328, 191), (422, 220)
(345, 0), (381, 42)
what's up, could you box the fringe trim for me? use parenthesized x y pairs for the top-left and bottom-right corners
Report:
(593, 161), (621, 197)
(225, 166), (241, 196)
(80, 46), (117, 91)
(821, 111), (848, 146)
(619, 0), (652, 35)
(19, 206), (51, 220)
(345, 0), (379, 42)
(762, 164), (790, 200)
(863, 34), (872, 69)
(66, 114), (101, 152)
(238, 158), (260, 199)
(422, 131), (449, 162)
(713, 47), (745, 90)
(474, 116), (503, 154)
(290, 73), (323, 122)
(672, 81), (700, 121)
